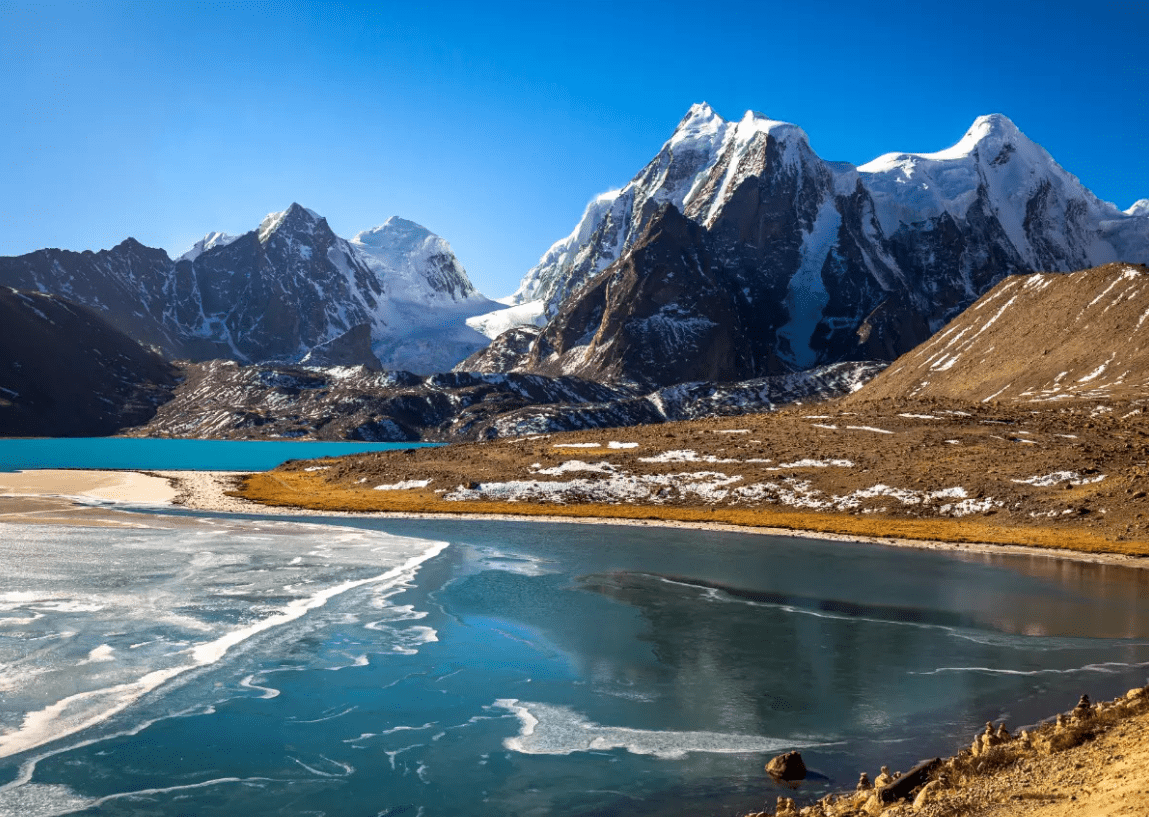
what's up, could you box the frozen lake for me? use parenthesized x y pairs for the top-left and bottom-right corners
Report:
(2, 508), (1149, 816)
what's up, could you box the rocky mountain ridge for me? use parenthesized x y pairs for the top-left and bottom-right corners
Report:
(483, 105), (1149, 388)
(0, 205), (499, 373)
(126, 359), (881, 442)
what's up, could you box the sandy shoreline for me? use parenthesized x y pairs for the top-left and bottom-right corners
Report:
(3, 468), (1149, 572)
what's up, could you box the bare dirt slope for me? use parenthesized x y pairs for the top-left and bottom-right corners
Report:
(852, 264), (1149, 404)
(238, 398), (1149, 555)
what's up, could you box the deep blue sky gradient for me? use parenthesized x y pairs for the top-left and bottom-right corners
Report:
(3, 0), (1146, 296)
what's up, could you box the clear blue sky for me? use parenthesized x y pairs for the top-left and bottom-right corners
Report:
(2, 0), (1146, 297)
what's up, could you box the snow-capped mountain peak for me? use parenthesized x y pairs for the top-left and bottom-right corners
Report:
(178, 231), (239, 263)
(491, 106), (1149, 387)
(669, 102), (726, 146)
(257, 203), (322, 243)
(349, 216), (482, 304)
(733, 110), (808, 146)
(857, 113), (1124, 271)
(353, 216), (436, 252)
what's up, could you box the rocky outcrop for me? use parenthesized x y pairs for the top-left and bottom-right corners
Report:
(0, 289), (177, 437)
(454, 325), (543, 374)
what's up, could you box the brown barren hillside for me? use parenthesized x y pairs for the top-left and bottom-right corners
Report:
(850, 263), (1149, 404)
(237, 400), (1149, 556)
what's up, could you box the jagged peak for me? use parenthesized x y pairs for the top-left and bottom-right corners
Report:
(258, 203), (323, 243)
(732, 110), (809, 145)
(677, 101), (722, 128)
(669, 102), (728, 148)
(178, 230), (239, 263)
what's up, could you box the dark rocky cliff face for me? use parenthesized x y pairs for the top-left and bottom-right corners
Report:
(0, 289), (177, 437)
(521, 206), (786, 389)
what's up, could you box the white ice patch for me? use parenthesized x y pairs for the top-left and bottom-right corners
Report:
(845, 425), (894, 435)
(492, 699), (819, 759)
(774, 458), (853, 469)
(777, 199), (840, 368)
(1012, 472), (1105, 487)
(0, 523), (449, 761)
(638, 450), (738, 464)
(0, 782), (96, 816)
(373, 479), (433, 491)
(80, 645), (115, 665)
(534, 461), (617, 476)
(607, 441), (639, 448)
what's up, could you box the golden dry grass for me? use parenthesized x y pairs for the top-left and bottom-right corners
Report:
(238, 470), (1149, 557)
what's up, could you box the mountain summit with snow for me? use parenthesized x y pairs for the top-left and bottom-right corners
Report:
(0, 204), (498, 373)
(472, 105), (1149, 388)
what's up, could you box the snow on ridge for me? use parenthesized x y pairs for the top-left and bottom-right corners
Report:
(257, 204), (320, 243)
(178, 231), (240, 263)
(466, 299), (547, 340)
(1126, 199), (1149, 217)
(857, 113), (1025, 174)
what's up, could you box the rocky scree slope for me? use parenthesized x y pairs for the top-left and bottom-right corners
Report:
(0, 288), (177, 436)
(0, 205), (498, 373)
(128, 359), (880, 442)
(477, 104), (1149, 388)
(850, 263), (1149, 404)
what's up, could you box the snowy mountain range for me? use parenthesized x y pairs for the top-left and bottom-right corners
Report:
(0, 205), (498, 373)
(472, 104), (1149, 388)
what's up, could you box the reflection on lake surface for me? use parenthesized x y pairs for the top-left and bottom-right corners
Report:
(1, 511), (1147, 816)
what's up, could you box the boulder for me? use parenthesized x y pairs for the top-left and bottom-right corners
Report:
(912, 780), (941, 812)
(878, 758), (942, 804)
(766, 751), (808, 781)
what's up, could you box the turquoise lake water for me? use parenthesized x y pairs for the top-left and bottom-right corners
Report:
(1, 442), (1148, 816)
(0, 437), (440, 472)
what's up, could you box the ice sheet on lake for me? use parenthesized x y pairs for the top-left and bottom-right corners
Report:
(492, 699), (829, 759)
(0, 518), (448, 760)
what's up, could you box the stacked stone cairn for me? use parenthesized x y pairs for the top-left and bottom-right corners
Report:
(742, 683), (1149, 817)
